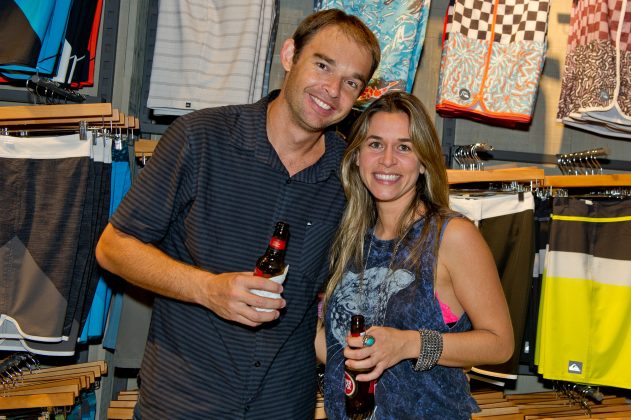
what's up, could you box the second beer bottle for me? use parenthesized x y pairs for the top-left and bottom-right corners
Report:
(345, 314), (375, 418)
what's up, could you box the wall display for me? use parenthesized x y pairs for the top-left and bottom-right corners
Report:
(557, 0), (631, 138)
(436, 0), (550, 128)
(146, 0), (278, 116)
(318, 0), (432, 108)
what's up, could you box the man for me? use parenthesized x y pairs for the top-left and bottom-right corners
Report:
(95, 9), (380, 419)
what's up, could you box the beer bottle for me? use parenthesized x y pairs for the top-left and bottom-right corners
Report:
(254, 221), (288, 277)
(345, 314), (375, 417)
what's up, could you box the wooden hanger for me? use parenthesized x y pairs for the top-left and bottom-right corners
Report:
(544, 174), (631, 188)
(0, 360), (107, 411)
(0, 103), (113, 122)
(448, 167), (545, 185)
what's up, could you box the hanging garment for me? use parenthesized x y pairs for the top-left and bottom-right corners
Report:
(79, 159), (131, 344)
(146, 0), (278, 116)
(436, 0), (550, 128)
(557, 0), (631, 138)
(536, 197), (631, 389)
(450, 192), (535, 379)
(0, 132), (111, 356)
(0, 0), (73, 80)
(317, 0), (432, 108)
(53, 0), (103, 88)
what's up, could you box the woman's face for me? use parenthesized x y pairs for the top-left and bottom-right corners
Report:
(356, 111), (425, 213)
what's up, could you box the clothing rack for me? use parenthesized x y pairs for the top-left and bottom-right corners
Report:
(0, 360), (107, 412)
(447, 167), (545, 185)
(0, 103), (140, 130)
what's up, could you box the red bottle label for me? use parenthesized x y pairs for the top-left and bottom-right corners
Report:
(253, 267), (270, 278)
(344, 371), (356, 397)
(269, 238), (286, 250)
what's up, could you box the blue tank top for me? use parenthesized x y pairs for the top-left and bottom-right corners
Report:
(324, 216), (480, 419)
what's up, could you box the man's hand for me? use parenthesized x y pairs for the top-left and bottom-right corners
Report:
(202, 272), (286, 327)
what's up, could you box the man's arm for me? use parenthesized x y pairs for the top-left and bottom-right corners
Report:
(95, 223), (286, 327)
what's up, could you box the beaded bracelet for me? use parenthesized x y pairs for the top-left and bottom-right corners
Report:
(412, 329), (443, 371)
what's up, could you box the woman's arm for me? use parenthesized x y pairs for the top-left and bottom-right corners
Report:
(315, 320), (327, 364)
(436, 217), (514, 367)
(345, 217), (513, 380)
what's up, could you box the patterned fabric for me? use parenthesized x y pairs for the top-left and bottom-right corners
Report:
(436, 0), (550, 127)
(536, 197), (631, 389)
(317, 0), (431, 108)
(324, 216), (479, 419)
(557, 0), (631, 137)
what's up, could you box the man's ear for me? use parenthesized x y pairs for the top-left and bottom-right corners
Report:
(280, 39), (296, 72)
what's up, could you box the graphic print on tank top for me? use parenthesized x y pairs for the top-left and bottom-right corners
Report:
(329, 247), (415, 347)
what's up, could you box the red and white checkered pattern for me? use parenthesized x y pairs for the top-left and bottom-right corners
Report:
(568, 0), (630, 51)
(449, 0), (550, 44)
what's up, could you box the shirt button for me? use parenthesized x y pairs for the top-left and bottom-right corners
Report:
(286, 178), (292, 184)
(254, 361), (261, 367)
(245, 405), (250, 411)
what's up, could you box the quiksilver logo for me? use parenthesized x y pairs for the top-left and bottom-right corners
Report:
(568, 361), (583, 374)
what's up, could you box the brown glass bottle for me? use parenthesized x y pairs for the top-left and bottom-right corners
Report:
(345, 314), (375, 417)
(254, 221), (289, 278)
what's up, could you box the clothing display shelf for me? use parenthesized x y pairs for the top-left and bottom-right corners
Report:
(0, 103), (139, 132)
(544, 174), (631, 188)
(447, 167), (545, 185)
(0, 360), (107, 411)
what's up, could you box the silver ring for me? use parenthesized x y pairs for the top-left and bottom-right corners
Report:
(362, 334), (375, 347)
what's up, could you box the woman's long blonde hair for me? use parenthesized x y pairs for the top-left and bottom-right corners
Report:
(324, 91), (453, 308)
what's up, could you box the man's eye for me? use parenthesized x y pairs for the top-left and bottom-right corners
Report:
(316, 62), (328, 70)
(347, 80), (359, 89)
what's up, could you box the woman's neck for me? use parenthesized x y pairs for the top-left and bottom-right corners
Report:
(374, 203), (426, 240)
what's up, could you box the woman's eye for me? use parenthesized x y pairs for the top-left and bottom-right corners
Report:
(367, 141), (381, 149)
(399, 144), (411, 152)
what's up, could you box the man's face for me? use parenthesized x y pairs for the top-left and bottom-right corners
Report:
(280, 26), (373, 133)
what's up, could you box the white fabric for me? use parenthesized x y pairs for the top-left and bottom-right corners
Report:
(147, 0), (276, 115)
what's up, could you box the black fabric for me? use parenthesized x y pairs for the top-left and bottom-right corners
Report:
(0, 1), (41, 68)
(111, 91), (347, 419)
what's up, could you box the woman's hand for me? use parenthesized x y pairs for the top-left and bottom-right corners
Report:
(343, 327), (420, 382)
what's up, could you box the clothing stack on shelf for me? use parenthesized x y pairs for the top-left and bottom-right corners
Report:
(535, 175), (631, 391)
(557, 0), (631, 138)
(0, 103), (137, 356)
(436, 0), (550, 127)
(317, 0), (432, 108)
(447, 166), (631, 395)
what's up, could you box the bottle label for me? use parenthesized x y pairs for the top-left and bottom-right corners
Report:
(344, 371), (357, 398)
(269, 238), (286, 250)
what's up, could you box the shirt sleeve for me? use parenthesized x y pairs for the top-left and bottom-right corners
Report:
(110, 115), (196, 244)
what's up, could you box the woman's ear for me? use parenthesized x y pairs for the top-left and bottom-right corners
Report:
(419, 164), (426, 175)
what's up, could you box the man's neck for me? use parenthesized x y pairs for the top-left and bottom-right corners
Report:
(266, 99), (326, 177)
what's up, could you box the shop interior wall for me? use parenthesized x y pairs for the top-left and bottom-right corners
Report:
(2, 0), (629, 417)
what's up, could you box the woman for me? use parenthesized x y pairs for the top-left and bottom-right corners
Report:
(316, 91), (514, 419)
